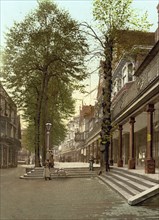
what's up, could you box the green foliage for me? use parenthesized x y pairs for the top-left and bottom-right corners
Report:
(93, 0), (152, 35)
(2, 0), (88, 164)
(2, 0), (88, 102)
(21, 125), (35, 152)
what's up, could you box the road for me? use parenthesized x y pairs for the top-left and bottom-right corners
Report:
(0, 166), (159, 220)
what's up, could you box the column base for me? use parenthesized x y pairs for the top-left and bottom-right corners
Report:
(145, 159), (155, 174)
(117, 159), (123, 167)
(128, 158), (135, 169)
(110, 159), (114, 166)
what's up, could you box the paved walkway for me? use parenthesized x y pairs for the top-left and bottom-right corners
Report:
(1, 165), (159, 220)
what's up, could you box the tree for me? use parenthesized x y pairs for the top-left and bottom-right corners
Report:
(92, 0), (151, 171)
(2, 0), (88, 166)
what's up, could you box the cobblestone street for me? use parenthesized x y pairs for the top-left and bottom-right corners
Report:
(0, 166), (159, 220)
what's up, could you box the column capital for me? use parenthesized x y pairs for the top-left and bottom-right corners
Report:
(146, 104), (155, 113)
(129, 117), (136, 124)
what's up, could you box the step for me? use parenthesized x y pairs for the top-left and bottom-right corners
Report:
(110, 173), (149, 192)
(20, 167), (98, 179)
(111, 170), (156, 187)
(98, 169), (159, 206)
(98, 175), (132, 200)
(21, 174), (96, 179)
(111, 167), (159, 184)
(103, 174), (140, 195)
(128, 184), (159, 205)
(20, 176), (43, 179)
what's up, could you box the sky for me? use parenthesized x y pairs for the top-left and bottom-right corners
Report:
(1, 0), (158, 46)
(0, 0), (159, 114)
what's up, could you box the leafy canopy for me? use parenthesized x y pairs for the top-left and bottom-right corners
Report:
(2, 0), (89, 152)
(93, 0), (152, 35)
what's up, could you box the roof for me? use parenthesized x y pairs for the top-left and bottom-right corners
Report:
(134, 40), (159, 76)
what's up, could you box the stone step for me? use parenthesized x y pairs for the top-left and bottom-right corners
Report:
(111, 170), (156, 187)
(111, 167), (158, 184)
(108, 173), (149, 192)
(20, 175), (96, 179)
(20, 167), (98, 179)
(24, 173), (96, 177)
(103, 174), (141, 195)
(98, 175), (132, 200)
(20, 176), (43, 179)
(98, 168), (159, 206)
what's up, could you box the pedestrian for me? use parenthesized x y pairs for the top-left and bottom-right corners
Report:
(44, 160), (51, 180)
(89, 154), (94, 171)
(49, 151), (54, 168)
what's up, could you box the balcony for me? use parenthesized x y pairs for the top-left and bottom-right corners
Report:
(111, 50), (159, 121)
(86, 121), (101, 142)
(75, 132), (85, 142)
(0, 136), (21, 148)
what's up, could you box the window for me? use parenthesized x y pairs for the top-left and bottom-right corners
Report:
(113, 80), (117, 96)
(128, 63), (133, 81)
(117, 79), (122, 91)
(122, 66), (127, 85)
(122, 62), (134, 86)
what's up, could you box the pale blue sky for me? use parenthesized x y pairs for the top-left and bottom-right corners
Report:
(0, 0), (159, 113)
(0, 0), (159, 47)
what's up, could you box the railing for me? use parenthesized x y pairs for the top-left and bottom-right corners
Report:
(86, 120), (101, 142)
(75, 132), (85, 142)
(0, 136), (21, 147)
(112, 53), (159, 120)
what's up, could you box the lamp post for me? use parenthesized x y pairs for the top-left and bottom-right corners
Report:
(46, 122), (52, 161)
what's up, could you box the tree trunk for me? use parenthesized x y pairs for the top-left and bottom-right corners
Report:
(100, 38), (113, 172)
(34, 71), (49, 167)
(34, 106), (41, 167)
(41, 90), (49, 165)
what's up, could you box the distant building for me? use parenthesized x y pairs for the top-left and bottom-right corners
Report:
(59, 116), (80, 162)
(0, 83), (21, 168)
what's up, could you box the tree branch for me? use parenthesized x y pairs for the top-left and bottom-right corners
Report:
(80, 22), (105, 49)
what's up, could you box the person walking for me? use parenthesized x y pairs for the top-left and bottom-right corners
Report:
(89, 154), (94, 171)
(49, 151), (54, 168)
(44, 160), (51, 180)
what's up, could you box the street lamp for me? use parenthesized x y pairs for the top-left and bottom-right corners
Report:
(46, 122), (52, 160)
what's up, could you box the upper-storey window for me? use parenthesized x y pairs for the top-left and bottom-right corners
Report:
(122, 66), (127, 85)
(122, 62), (134, 86)
(112, 78), (122, 98)
(128, 63), (133, 81)
(113, 80), (117, 96)
(117, 78), (122, 91)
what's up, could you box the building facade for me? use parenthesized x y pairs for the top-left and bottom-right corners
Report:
(110, 40), (159, 173)
(59, 116), (80, 162)
(0, 83), (21, 168)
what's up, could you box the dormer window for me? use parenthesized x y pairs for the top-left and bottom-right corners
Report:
(122, 66), (127, 85)
(122, 62), (134, 86)
(128, 63), (133, 81)
(117, 79), (122, 91)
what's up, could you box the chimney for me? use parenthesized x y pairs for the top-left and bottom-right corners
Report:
(155, 4), (159, 42)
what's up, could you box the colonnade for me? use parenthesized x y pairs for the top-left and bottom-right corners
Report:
(111, 103), (156, 174)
